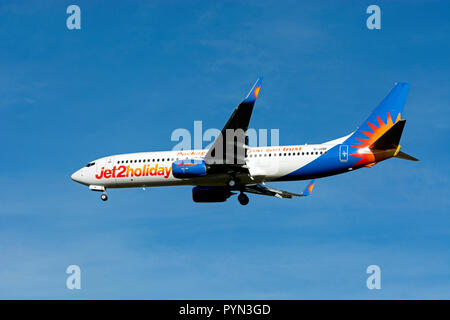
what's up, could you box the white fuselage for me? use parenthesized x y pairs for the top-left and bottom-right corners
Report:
(71, 134), (350, 189)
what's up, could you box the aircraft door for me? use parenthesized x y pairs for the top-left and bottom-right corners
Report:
(105, 157), (116, 184)
(105, 157), (113, 167)
(93, 159), (104, 180)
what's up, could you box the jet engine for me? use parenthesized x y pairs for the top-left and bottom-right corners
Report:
(172, 159), (207, 179)
(192, 186), (234, 203)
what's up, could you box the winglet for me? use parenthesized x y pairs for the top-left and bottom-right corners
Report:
(243, 77), (263, 104)
(301, 179), (315, 196)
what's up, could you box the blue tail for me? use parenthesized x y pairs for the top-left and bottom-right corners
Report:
(345, 82), (410, 148)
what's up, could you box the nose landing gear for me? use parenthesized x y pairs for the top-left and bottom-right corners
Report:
(238, 192), (249, 206)
(101, 193), (108, 201)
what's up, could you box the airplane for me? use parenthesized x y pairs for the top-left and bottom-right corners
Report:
(71, 78), (418, 205)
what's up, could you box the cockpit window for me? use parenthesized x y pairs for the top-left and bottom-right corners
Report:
(85, 162), (95, 167)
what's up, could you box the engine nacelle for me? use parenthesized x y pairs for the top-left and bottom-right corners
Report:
(192, 186), (233, 203)
(172, 159), (207, 179)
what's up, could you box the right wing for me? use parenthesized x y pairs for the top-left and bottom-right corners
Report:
(244, 180), (316, 199)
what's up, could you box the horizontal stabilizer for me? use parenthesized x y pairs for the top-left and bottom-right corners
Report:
(395, 151), (419, 161)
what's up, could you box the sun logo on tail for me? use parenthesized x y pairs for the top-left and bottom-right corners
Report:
(350, 112), (401, 167)
(253, 85), (261, 99)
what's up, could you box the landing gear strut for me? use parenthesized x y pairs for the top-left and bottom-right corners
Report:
(238, 192), (249, 206)
(101, 193), (108, 201)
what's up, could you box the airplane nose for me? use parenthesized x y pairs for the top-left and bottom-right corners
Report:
(71, 170), (82, 183)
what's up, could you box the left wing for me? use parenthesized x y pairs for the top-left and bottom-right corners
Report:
(204, 78), (262, 167)
(244, 180), (316, 199)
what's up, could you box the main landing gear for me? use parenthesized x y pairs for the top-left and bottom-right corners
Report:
(238, 192), (249, 206)
(228, 176), (248, 205)
(101, 193), (108, 201)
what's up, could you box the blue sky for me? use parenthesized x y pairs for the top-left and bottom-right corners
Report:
(0, 0), (449, 299)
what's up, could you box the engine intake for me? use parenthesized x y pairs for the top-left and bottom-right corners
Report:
(172, 159), (207, 179)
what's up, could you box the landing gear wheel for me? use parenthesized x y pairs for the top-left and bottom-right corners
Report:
(101, 193), (108, 201)
(238, 193), (249, 206)
(228, 179), (236, 187)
